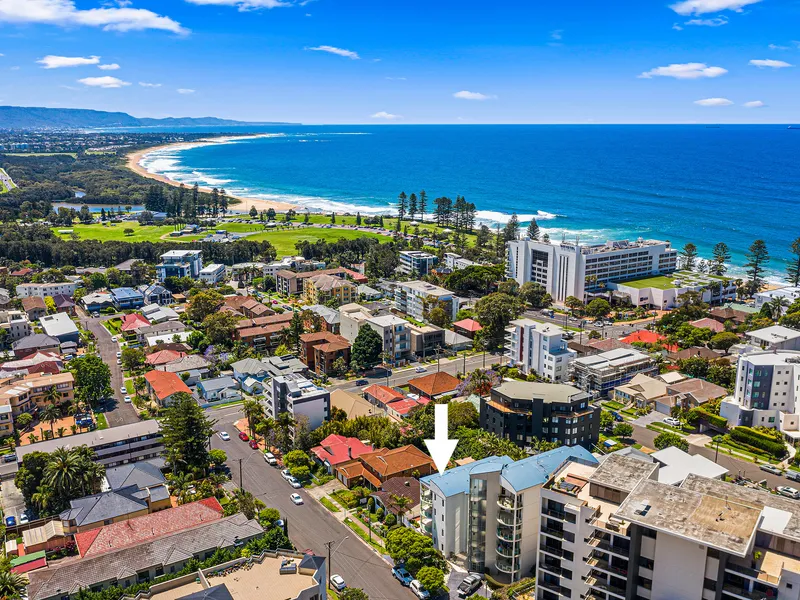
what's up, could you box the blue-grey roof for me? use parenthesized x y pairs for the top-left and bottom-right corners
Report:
(60, 485), (149, 526)
(178, 584), (234, 600)
(111, 287), (144, 300)
(104, 459), (166, 491)
(12, 333), (59, 350)
(500, 446), (598, 492)
(198, 376), (237, 392)
(420, 456), (514, 497)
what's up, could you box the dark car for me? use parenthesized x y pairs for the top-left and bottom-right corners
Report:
(458, 574), (483, 598)
(354, 379), (369, 386)
(611, 411), (624, 422)
(238, 431), (250, 442)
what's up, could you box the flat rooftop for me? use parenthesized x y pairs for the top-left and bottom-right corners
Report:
(746, 325), (800, 344)
(617, 270), (729, 290)
(589, 453), (658, 493)
(151, 556), (318, 600)
(615, 478), (761, 557)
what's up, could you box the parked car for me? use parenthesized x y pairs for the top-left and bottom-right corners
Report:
(611, 411), (624, 422)
(124, 396), (131, 403)
(4, 516), (15, 527)
(281, 468), (292, 480)
(287, 476), (302, 489)
(410, 580), (430, 600)
(458, 574), (483, 598)
(786, 470), (800, 482)
(219, 431), (231, 441)
(264, 452), (278, 466)
(414, 366), (427, 373)
(777, 486), (800, 499)
(392, 566), (413, 586)
(120, 386), (127, 394)
(238, 431), (250, 442)
(290, 493), (303, 505)
(111, 336), (117, 342)
(330, 575), (346, 592)
(248, 440), (259, 450)
(663, 417), (681, 427)
(116, 351), (122, 358)
(760, 464), (784, 476)
(354, 379), (369, 386)
(18, 514), (29, 525)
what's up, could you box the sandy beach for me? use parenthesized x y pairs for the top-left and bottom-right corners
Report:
(126, 135), (296, 212)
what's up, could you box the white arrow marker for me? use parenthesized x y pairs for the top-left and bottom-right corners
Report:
(424, 403), (459, 476)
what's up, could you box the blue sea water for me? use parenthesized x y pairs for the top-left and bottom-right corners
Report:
(136, 125), (800, 277)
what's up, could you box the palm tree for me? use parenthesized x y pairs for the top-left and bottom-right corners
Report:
(56, 426), (66, 438)
(31, 485), (52, 513)
(255, 416), (277, 449)
(41, 403), (61, 436)
(44, 447), (80, 500)
(242, 398), (265, 438)
(0, 569), (28, 599)
(43, 385), (61, 407)
(767, 296), (790, 321)
(390, 493), (412, 524)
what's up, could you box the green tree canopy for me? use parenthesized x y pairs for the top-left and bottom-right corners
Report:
(654, 432), (689, 452)
(351, 325), (383, 369)
(69, 354), (111, 407)
(186, 289), (225, 322)
(474, 292), (522, 349)
(162, 393), (216, 477)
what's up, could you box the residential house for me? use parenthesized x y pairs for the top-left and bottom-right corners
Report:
(689, 317), (725, 333)
(299, 332), (351, 373)
(141, 303), (179, 324)
(155, 354), (210, 386)
(144, 370), (192, 406)
(110, 287), (145, 310)
(755, 285), (800, 314)
(303, 273), (356, 306)
(619, 329), (679, 352)
(145, 349), (187, 367)
(120, 313), (151, 339)
(363, 384), (405, 409)
(12, 333), (59, 358)
(263, 373), (330, 430)
(0, 351), (63, 377)
(356, 284), (383, 301)
(480, 380), (599, 450)
(666, 346), (726, 362)
(197, 376), (241, 403)
(613, 373), (669, 408)
(51, 294), (75, 315)
(330, 389), (385, 419)
(709, 305), (751, 326)
(658, 377), (728, 415)
(156, 249), (203, 281)
(745, 325), (800, 351)
(302, 304), (341, 334)
(39, 313), (80, 344)
(139, 283), (173, 306)
(505, 319), (576, 382)
(16, 281), (79, 299)
(0, 310), (31, 342)
(335, 444), (435, 489)
(199, 263), (226, 284)
(452, 318), (482, 339)
(276, 267), (359, 296)
(407, 371), (460, 400)
(371, 477), (420, 527)
(311, 434), (374, 473)
(237, 298), (273, 319)
(81, 291), (114, 313)
(136, 321), (187, 345)
(385, 398), (425, 420)
(21, 297), (47, 321)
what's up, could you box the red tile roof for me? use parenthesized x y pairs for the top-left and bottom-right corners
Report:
(145, 349), (187, 366)
(120, 313), (151, 332)
(620, 330), (678, 352)
(311, 434), (374, 467)
(386, 398), (420, 416)
(21, 297), (46, 311)
(453, 318), (483, 332)
(144, 370), (191, 401)
(363, 384), (404, 405)
(75, 498), (223, 558)
(689, 317), (725, 333)
(408, 372), (460, 397)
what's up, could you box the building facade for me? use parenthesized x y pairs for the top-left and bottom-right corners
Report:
(571, 348), (658, 398)
(394, 280), (455, 323)
(199, 263), (226, 284)
(156, 250), (203, 281)
(505, 319), (576, 382)
(398, 251), (438, 276)
(263, 373), (330, 430)
(16, 281), (79, 299)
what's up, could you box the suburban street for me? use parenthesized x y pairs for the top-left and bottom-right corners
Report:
(77, 311), (140, 427)
(210, 404), (416, 600)
(522, 309), (653, 341)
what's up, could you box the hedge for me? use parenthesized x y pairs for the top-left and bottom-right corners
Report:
(729, 426), (786, 459)
(689, 408), (728, 430)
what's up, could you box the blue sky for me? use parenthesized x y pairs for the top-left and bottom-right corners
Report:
(1, 0), (799, 123)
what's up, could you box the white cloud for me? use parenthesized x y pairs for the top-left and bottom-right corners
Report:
(672, 23), (684, 30)
(38, 55), (100, 69)
(98, 63), (120, 70)
(185, 0), (290, 9)
(694, 97), (733, 106)
(0, 0), (187, 34)
(749, 59), (793, 68)
(385, 76), (407, 81)
(177, 88), (195, 94)
(685, 16), (728, 26)
(743, 100), (765, 108)
(550, 29), (563, 40)
(370, 111), (401, 120)
(670, 0), (762, 16)
(453, 90), (497, 100)
(638, 62), (727, 79)
(78, 76), (131, 88)
(769, 44), (790, 50)
(139, 81), (161, 87)
(305, 45), (359, 60)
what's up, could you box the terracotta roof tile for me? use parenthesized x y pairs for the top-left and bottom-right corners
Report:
(144, 370), (191, 400)
(407, 372), (460, 397)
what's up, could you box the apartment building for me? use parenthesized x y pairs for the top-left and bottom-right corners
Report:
(398, 250), (438, 276)
(481, 380), (598, 450)
(720, 350), (800, 436)
(156, 249), (203, 281)
(303, 273), (356, 306)
(110, 287), (145, 310)
(339, 303), (373, 343)
(16, 281), (79, 299)
(408, 323), (445, 358)
(444, 252), (478, 271)
(394, 280), (456, 322)
(571, 348), (658, 398)
(506, 238), (678, 303)
(505, 319), (576, 382)
(275, 267), (364, 296)
(199, 263), (226, 284)
(745, 325), (800, 351)
(368, 314), (412, 363)
(0, 371), (74, 435)
(0, 310), (31, 341)
(755, 286), (800, 314)
(263, 373), (330, 430)
(419, 446), (598, 582)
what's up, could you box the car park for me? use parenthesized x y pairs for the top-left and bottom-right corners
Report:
(264, 452), (278, 466)
(777, 486), (800, 499)
(410, 580), (430, 599)
(238, 431), (249, 442)
(219, 431), (231, 441)
(330, 575), (346, 591)
(663, 417), (681, 427)
(287, 476), (302, 489)
(458, 574), (483, 598)
(760, 464), (783, 476)
(290, 493), (303, 505)
(392, 566), (413, 586)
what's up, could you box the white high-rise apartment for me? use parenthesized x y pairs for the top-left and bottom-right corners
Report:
(504, 318), (576, 382)
(16, 282), (79, 299)
(506, 238), (678, 303)
(720, 350), (800, 436)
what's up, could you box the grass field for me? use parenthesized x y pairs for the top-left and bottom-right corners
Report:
(52, 223), (177, 242)
(6, 152), (78, 158)
(243, 228), (389, 254)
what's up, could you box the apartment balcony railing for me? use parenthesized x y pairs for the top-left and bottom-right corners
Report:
(585, 575), (627, 599)
(588, 515), (631, 537)
(496, 544), (521, 559)
(496, 528), (521, 543)
(539, 543), (564, 558)
(497, 495), (522, 510)
(586, 535), (629, 557)
(541, 526), (566, 541)
(538, 562), (564, 577)
(721, 583), (776, 600)
(496, 558), (520, 575)
(586, 556), (628, 577)
(538, 580), (569, 595)
(725, 561), (781, 586)
(496, 512), (521, 528)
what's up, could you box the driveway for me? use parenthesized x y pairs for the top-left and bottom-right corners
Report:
(1, 479), (26, 520)
(631, 410), (665, 427)
(447, 571), (490, 600)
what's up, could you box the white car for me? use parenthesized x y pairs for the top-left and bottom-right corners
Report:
(116, 351), (122, 358)
(218, 431), (231, 441)
(290, 493), (303, 505)
(264, 452), (277, 466)
(124, 396), (132, 403)
(287, 476), (302, 489)
(18, 514), (29, 525)
(281, 468), (292, 480)
(117, 359), (122, 365)
(777, 486), (800, 499)
(414, 366), (427, 373)
(663, 417), (681, 427)
(120, 386), (127, 394)
(111, 336), (118, 342)
(410, 580), (430, 599)
(330, 575), (346, 592)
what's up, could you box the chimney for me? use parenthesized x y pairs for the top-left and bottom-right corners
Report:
(348, 445), (352, 459)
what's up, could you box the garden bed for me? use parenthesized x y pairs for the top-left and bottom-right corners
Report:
(319, 497), (340, 513)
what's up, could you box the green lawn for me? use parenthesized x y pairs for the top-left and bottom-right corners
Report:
(616, 270), (731, 290)
(125, 380), (134, 394)
(707, 440), (780, 465)
(6, 152), (78, 158)
(319, 497), (340, 513)
(95, 412), (109, 430)
(242, 228), (389, 255)
(647, 422), (689, 436)
(52, 223), (176, 242)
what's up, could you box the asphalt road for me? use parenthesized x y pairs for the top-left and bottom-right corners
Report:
(522, 309), (652, 341)
(210, 405), (416, 600)
(78, 311), (140, 427)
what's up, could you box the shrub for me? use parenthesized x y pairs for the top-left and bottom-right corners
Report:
(688, 408), (728, 430)
(729, 427), (786, 459)
(653, 432), (688, 452)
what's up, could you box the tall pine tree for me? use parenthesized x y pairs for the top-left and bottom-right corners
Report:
(419, 189), (427, 223)
(397, 191), (407, 220)
(787, 237), (800, 286)
(745, 239), (770, 295)
(527, 218), (540, 240)
(408, 193), (417, 220)
(711, 242), (730, 276)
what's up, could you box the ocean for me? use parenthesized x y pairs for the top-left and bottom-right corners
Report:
(135, 125), (800, 278)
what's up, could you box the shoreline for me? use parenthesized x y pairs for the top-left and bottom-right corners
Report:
(125, 135), (297, 212)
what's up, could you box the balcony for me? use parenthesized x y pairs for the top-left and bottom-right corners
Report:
(585, 575), (627, 599)
(589, 515), (631, 537)
(543, 508), (571, 522)
(538, 562), (564, 577)
(541, 526), (566, 540)
(539, 543), (564, 558)
(496, 512), (520, 528)
(497, 495), (522, 510)
(421, 518), (432, 532)
(496, 558), (520, 574)
(496, 528), (521, 543)
(538, 580), (568, 595)
(586, 556), (628, 578)
(721, 584), (776, 600)
(586, 536), (629, 557)
(496, 544), (520, 559)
